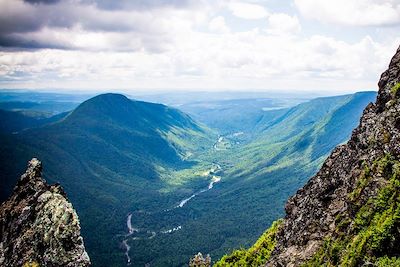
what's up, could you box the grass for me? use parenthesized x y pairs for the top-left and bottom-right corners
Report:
(0, 92), (377, 267)
(303, 154), (400, 267)
(214, 219), (283, 266)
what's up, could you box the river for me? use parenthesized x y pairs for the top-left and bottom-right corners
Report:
(122, 162), (222, 265)
(177, 175), (221, 208)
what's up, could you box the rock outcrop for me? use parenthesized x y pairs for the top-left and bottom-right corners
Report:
(215, 46), (400, 266)
(189, 252), (212, 267)
(0, 158), (90, 267)
(265, 46), (400, 266)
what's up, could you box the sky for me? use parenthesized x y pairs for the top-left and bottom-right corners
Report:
(0, 0), (399, 94)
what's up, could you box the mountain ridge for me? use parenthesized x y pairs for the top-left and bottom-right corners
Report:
(215, 46), (400, 267)
(0, 94), (216, 266)
(0, 90), (380, 266)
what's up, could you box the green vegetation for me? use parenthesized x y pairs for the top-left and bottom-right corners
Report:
(178, 98), (294, 137)
(0, 94), (217, 267)
(348, 161), (371, 201)
(214, 219), (283, 266)
(376, 256), (400, 266)
(0, 109), (68, 134)
(0, 92), (377, 266)
(390, 82), (400, 97)
(303, 154), (400, 267)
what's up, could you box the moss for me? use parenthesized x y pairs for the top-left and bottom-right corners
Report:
(336, 217), (351, 232)
(383, 130), (391, 144)
(214, 219), (283, 267)
(348, 161), (371, 201)
(303, 154), (400, 267)
(376, 256), (400, 266)
(23, 262), (40, 267)
(390, 82), (400, 97)
(302, 238), (347, 267)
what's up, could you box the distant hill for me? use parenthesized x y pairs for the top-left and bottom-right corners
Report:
(0, 109), (68, 134)
(180, 91), (377, 263)
(0, 91), (377, 267)
(178, 97), (305, 137)
(215, 45), (400, 267)
(0, 90), (92, 118)
(0, 93), (215, 266)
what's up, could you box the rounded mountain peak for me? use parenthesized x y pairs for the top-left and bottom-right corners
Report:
(62, 93), (197, 131)
(64, 93), (138, 123)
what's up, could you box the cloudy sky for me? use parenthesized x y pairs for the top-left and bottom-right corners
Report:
(0, 0), (399, 94)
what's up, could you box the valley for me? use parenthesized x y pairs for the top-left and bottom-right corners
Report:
(0, 90), (377, 266)
(0, 2), (397, 266)
(122, 161), (222, 266)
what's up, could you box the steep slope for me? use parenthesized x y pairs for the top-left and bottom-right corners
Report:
(215, 46), (400, 266)
(223, 92), (377, 180)
(0, 93), (214, 197)
(0, 158), (90, 267)
(62, 93), (208, 163)
(0, 91), (377, 267)
(0, 94), (215, 266)
(150, 92), (376, 266)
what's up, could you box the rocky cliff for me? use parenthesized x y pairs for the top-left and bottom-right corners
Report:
(0, 158), (90, 267)
(216, 46), (400, 266)
(266, 44), (400, 266)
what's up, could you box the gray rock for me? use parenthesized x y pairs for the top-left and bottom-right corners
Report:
(0, 158), (90, 267)
(265, 45), (400, 266)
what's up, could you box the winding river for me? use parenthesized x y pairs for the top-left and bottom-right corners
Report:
(123, 213), (140, 265)
(122, 162), (222, 265)
(177, 175), (221, 208)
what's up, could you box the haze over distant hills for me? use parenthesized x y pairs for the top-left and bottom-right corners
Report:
(0, 90), (376, 266)
(1, 0), (399, 265)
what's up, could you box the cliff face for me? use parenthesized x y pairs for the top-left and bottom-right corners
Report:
(216, 46), (400, 266)
(267, 46), (400, 266)
(0, 158), (90, 267)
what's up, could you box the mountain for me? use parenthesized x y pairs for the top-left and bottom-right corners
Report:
(0, 90), (93, 116)
(215, 46), (400, 266)
(177, 97), (304, 137)
(0, 158), (90, 267)
(0, 93), (214, 197)
(0, 109), (69, 134)
(176, 91), (376, 263)
(0, 93), (215, 266)
(0, 91), (377, 266)
(225, 91), (378, 178)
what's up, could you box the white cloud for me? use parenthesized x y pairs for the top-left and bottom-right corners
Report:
(266, 13), (301, 35)
(0, 0), (400, 93)
(228, 2), (269, 19)
(209, 16), (230, 33)
(295, 0), (400, 26)
(1, 30), (398, 93)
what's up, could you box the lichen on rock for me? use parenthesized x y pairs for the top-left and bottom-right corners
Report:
(0, 158), (90, 267)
